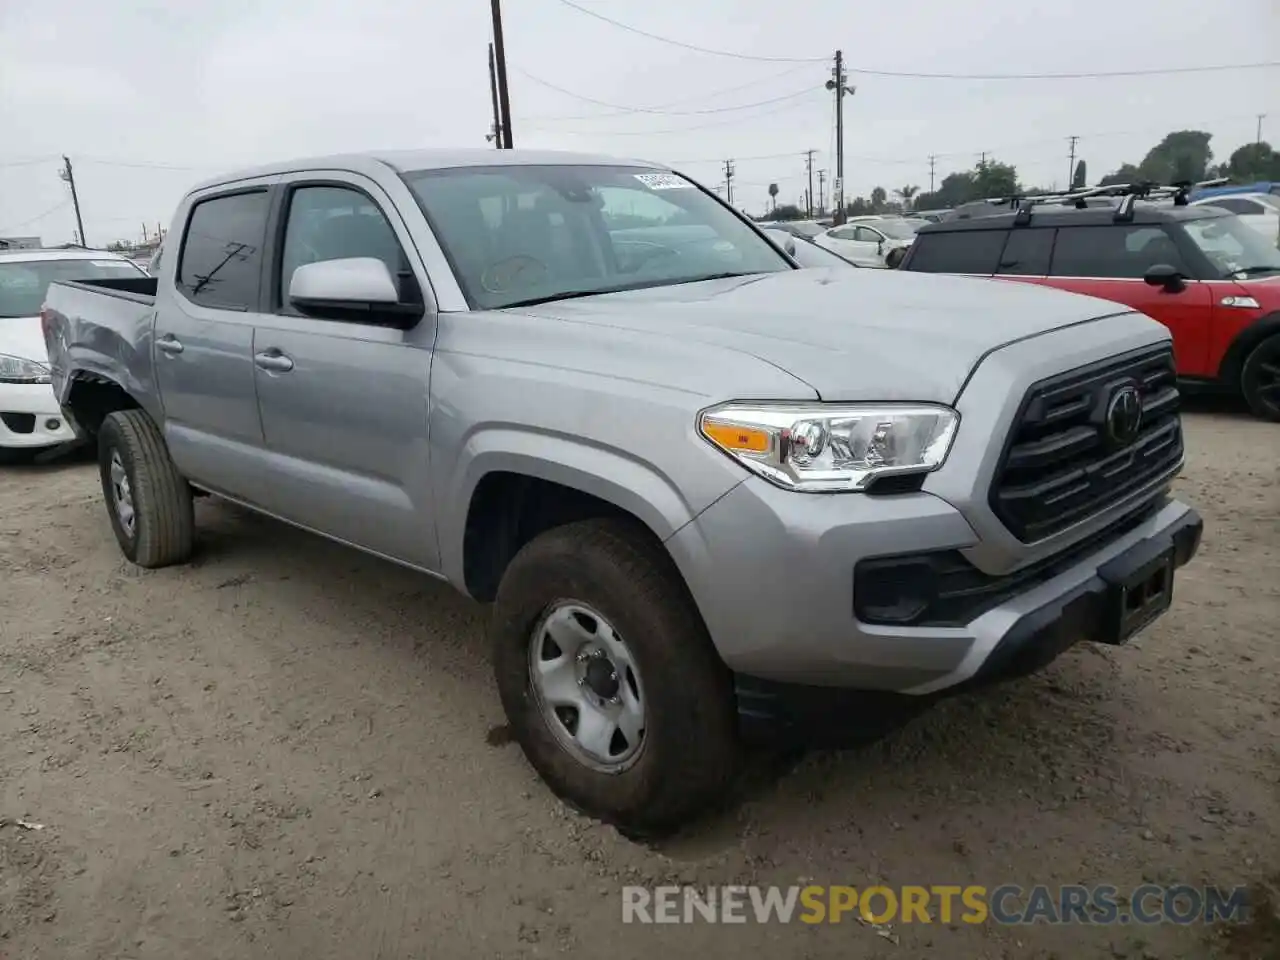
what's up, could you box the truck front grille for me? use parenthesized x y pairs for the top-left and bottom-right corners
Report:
(990, 346), (1182, 543)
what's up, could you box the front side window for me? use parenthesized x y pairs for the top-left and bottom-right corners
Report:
(177, 190), (270, 310)
(1180, 215), (1280, 279)
(403, 165), (789, 309)
(1050, 225), (1188, 279)
(0, 257), (145, 318)
(873, 220), (919, 240)
(278, 184), (415, 310)
(853, 227), (882, 243)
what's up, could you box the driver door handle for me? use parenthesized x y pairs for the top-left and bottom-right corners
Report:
(156, 334), (183, 355)
(254, 350), (294, 373)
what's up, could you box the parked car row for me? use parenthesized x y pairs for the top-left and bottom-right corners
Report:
(36, 148), (1207, 836)
(0, 247), (149, 462)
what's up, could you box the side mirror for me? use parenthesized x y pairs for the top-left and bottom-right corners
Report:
(1143, 263), (1185, 292)
(289, 257), (422, 327)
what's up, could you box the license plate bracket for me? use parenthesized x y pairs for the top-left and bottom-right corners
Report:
(1098, 544), (1175, 645)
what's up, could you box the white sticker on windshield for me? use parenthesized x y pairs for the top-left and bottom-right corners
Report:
(634, 173), (693, 190)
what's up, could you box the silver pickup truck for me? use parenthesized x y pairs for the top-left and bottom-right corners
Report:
(42, 149), (1203, 836)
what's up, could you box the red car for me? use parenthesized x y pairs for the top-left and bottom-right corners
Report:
(899, 199), (1280, 420)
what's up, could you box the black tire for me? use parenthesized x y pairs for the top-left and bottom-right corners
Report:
(885, 247), (906, 269)
(491, 518), (739, 838)
(98, 410), (195, 567)
(1240, 334), (1280, 422)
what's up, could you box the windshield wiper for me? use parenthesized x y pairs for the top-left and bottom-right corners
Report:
(501, 273), (764, 309)
(1233, 265), (1280, 277)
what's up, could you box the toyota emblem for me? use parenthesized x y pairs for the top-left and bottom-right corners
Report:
(1105, 384), (1143, 447)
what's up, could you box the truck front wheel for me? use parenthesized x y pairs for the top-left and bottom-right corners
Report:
(98, 410), (195, 567)
(491, 518), (739, 838)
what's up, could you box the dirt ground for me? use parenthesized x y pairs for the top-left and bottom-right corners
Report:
(1, 400), (1277, 960)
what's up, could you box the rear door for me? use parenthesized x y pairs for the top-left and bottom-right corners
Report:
(1039, 225), (1214, 375)
(156, 182), (275, 490)
(249, 174), (439, 568)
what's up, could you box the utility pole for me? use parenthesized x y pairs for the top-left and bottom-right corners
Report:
(825, 51), (855, 224)
(928, 155), (936, 194)
(59, 156), (86, 247)
(1067, 135), (1079, 188)
(817, 170), (826, 214)
(979, 151), (987, 167)
(803, 149), (816, 218)
(1258, 113), (1267, 146)
(490, 0), (514, 148)
(487, 43), (503, 149)
(723, 160), (735, 206)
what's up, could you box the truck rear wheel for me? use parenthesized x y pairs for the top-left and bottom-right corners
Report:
(1241, 334), (1280, 422)
(98, 410), (195, 567)
(491, 518), (739, 838)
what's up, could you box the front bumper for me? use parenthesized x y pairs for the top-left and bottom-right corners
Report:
(0, 382), (81, 450)
(666, 474), (1202, 708)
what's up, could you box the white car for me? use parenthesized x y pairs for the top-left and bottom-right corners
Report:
(0, 247), (148, 462)
(1189, 193), (1280, 246)
(814, 217), (924, 268)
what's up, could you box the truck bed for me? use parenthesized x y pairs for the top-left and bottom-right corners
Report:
(42, 278), (159, 413)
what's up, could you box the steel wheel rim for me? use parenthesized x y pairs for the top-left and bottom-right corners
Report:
(527, 601), (646, 773)
(1254, 350), (1280, 409)
(109, 449), (135, 537)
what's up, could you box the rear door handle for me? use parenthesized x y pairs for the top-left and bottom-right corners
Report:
(156, 334), (183, 355)
(254, 350), (294, 373)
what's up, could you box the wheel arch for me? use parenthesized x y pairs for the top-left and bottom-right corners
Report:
(1217, 310), (1280, 389)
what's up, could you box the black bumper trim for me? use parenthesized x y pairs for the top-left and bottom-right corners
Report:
(735, 508), (1204, 747)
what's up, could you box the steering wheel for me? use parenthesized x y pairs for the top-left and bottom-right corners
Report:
(480, 254), (548, 294)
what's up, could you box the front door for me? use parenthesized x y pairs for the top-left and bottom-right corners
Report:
(1033, 224), (1215, 375)
(155, 185), (274, 491)
(249, 177), (439, 569)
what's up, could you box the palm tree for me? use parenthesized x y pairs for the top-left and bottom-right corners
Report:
(895, 185), (920, 210)
(768, 182), (779, 214)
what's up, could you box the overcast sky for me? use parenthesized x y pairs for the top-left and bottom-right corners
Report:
(2, 0), (1277, 245)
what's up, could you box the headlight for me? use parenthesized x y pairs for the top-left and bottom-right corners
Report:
(698, 402), (958, 492)
(0, 354), (51, 385)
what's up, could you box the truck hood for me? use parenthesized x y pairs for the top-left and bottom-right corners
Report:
(0, 314), (48, 366)
(511, 268), (1135, 403)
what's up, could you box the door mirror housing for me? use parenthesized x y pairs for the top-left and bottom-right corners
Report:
(289, 257), (422, 327)
(1143, 263), (1186, 292)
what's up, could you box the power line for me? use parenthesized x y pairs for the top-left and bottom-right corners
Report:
(0, 199), (69, 233)
(0, 156), (58, 169)
(546, 1), (1279, 79)
(523, 89), (824, 137)
(513, 66), (818, 116)
(520, 62), (812, 122)
(548, 0), (826, 63)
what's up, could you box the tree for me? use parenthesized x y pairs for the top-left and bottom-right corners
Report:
(767, 182), (779, 212)
(845, 196), (874, 217)
(895, 185), (919, 210)
(870, 186), (888, 211)
(1099, 163), (1141, 186)
(1072, 160), (1088, 189)
(1225, 142), (1280, 182)
(973, 158), (1018, 199)
(764, 203), (803, 221)
(1137, 130), (1213, 183)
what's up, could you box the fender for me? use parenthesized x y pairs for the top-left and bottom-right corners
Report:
(1217, 310), (1280, 387)
(437, 425), (733, 588)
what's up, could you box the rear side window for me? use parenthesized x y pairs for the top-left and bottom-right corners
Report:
(1050, 225), (1188, 279)
(906, 229), (1006, 274)
(177, 190), (270, 310)
(996, 228), (1054, 275)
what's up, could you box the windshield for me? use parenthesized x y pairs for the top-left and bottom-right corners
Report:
(403, 165), (790, 309)
(0, 257), (145, 318)
(874, 220), (923, 240)
(1180, 214), (1280, 279)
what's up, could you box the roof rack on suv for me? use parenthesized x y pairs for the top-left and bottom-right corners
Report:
(981, 177), (1230, 226)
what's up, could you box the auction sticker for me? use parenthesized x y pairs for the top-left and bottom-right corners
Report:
(634, 173), (693, 190)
